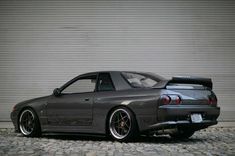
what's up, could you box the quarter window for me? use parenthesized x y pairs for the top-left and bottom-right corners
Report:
(97, 73), (115, 91)
(62, 75), (97, 94)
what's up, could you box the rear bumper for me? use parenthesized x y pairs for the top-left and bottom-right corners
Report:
(148, 105), (220, 131)
(149, 120), (217, 131)
(158, 105), (220, 121)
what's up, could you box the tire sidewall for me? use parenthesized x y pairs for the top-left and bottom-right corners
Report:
(19, 108), (41, 137)
(108, 107), (138, 142)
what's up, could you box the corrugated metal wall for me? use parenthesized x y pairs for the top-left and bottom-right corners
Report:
(0, 0), (234, 121)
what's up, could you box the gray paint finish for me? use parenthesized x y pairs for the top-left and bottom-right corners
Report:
(0, 0), (234, 121)
(11, 71), (220, 138)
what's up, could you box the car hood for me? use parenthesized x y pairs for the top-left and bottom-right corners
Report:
(14, 95), (50, 110)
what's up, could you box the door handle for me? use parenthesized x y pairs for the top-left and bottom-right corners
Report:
(84, 98), (90, 101)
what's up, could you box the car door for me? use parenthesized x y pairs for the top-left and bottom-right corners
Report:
(46, 74), (97, 128)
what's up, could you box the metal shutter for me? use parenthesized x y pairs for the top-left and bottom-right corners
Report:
(0, 0), (234, 121)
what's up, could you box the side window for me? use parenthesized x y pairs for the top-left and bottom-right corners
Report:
(62, 75), (97, 94)
(97, 73), (115, 91)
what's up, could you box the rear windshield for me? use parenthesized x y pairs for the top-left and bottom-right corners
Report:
(122, 72), (160, 88)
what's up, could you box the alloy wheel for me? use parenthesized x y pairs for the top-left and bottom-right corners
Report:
(109, 108), (131, 140)
(19, 109), (35, 135)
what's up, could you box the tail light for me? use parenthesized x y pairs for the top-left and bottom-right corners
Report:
(208, 95), (217, 106)
(173, 95), (181, 105)
(160, 95), (171, 105)
(160, 95), (181, 105)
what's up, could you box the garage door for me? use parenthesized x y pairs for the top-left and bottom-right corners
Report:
(0, 0), (234, 121)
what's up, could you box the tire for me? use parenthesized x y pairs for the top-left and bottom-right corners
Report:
(170, 128), (195, 140)
(19, 108), (41, 137)
(108, 107), (138, 142)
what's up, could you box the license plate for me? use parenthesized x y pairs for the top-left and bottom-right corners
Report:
(191, 114), (203, 123)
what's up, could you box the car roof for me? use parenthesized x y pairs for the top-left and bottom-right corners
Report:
(80, 71), (165, 80)
(81, 70), (157, 75)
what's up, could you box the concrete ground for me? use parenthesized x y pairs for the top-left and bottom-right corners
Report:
(0, 127), (234, 156)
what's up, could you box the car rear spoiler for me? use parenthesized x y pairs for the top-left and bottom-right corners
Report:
(167, 76), (213, 89)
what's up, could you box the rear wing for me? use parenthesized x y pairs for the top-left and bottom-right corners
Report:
(167, 76), (213, 89)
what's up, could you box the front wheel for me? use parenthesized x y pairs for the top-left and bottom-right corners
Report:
(108, 107), (138, 142)
(19, 108), (41, 137)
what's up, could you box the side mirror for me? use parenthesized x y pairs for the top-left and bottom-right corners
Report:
(53, 88), (61, 97)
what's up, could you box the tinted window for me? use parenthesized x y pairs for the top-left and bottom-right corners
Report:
(62, 75), (97, 94)
(122, 72), (158, 88)
(97, 73), (115, 91)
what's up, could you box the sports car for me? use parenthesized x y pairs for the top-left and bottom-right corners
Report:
(11, 71), (220, 141)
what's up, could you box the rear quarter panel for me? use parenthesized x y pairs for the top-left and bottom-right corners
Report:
(93, 89), (162, 133)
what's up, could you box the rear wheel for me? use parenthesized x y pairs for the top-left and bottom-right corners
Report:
(170, 128), (195, 140)
(19, 108), (41, 137)
(108, 107), (138, 142)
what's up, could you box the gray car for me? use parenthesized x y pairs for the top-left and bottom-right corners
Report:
(11, 71), (220, 141)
